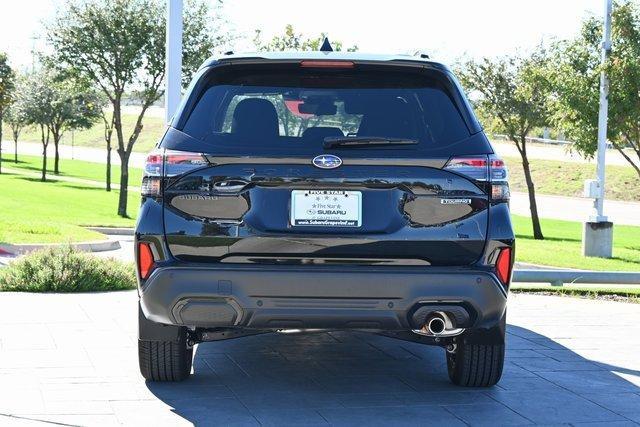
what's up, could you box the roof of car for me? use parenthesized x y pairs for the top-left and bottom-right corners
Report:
(201, 51), (448, 70)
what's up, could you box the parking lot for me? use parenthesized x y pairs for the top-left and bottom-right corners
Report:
(0, 291), (638, 426)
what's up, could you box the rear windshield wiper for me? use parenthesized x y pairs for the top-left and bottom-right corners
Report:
(323, 136), (419, 149)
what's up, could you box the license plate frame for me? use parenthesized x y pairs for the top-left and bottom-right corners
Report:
(290, 190), (362, 227)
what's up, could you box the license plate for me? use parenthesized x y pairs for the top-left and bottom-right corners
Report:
(291, 190), (362, 227)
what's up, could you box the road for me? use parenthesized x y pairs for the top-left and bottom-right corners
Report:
(510, 191), (640, 226)
(6, 140), (640, 225)
(8, 141), (147, 168)
(492, 140), (639, 167)
(0, 291), (638, 425)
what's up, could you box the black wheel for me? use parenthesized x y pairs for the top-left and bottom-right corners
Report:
(138, 328), (193, 382)
(446, 313), (506, 387)
(446, 341), (504, 387)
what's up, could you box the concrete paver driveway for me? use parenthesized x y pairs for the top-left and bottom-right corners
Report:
(0, 292), (638, 426)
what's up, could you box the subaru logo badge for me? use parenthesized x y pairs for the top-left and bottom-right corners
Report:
(312, 154), (342, 169)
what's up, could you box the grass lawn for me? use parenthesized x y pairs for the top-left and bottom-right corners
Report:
(1, 154), (143, 186)
(2, 112), (165, 154)
(512, 215), (640, 271)
(0, 173), (138, 244)
(504, 156), (640, 202)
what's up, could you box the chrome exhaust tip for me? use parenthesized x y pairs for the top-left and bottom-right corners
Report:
(412, 311), (465, 338)
(427, 316), (446, 335)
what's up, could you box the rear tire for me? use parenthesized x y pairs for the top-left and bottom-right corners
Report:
(138, 328), (193, 382)
(446, 340), (504, 387)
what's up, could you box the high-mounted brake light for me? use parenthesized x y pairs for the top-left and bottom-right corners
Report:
(444, 154), (509, 202)
(137, 242), (155, 280)
(495, 247), (513, 286)
(300, 60), (355, 68)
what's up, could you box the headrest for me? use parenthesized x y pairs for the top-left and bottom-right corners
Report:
(232, 98), (279, 137)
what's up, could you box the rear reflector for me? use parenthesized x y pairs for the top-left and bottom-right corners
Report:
(300, 60), (355, 68)
(137, 242), (155, 280)
(495, 247), (512, 286)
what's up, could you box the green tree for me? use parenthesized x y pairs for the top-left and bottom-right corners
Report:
(50, 79), (103, 175)
(20, 71), (56, 181)
(253, 24), (358, 52)
(49, 0), (230, 217)
(0, 52), (16, 174)
(546, 1), (640, 177)
(458, 50), (549, 240)
(4, 87), (29, 164)
(21, 70), (102, 180)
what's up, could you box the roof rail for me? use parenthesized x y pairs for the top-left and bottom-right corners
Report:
(413, 50), (430, 59)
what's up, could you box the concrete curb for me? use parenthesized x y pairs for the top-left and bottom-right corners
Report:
(513, 269), (640, 286)
(0, 240), (121, 256)
(86, 227), (135, 236)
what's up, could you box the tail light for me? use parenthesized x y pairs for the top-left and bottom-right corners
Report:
(141, 149), (209, 197)
(495, 247), (513, 287)
(137, 242), (155, 279)
(444, 154), (509, 202)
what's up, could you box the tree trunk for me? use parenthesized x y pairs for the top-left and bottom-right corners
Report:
(40, 125), (49, 182)
(112, 98), (130, 217)
(614, 144), (640, 178)
(106, 143), (112, 192)
(521, 156), (544, 240)
(103, 113), (114, 192)
(53, 132), (61, 175)
(117, 152), (129, 217)
(13, 134), (18, 163)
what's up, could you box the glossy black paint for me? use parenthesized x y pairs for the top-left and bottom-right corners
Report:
(162, 161), (490, 266)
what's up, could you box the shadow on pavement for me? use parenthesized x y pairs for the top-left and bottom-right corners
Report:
(146, 325), (640, 425)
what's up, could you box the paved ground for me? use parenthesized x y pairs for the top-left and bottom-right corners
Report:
(0, 292), (638, 426)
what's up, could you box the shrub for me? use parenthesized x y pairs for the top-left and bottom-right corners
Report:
(0, 245), (136, 292)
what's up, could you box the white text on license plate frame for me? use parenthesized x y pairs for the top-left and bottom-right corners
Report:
(291, 190), (362, 227)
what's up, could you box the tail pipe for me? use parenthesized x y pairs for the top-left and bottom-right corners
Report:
(427, 314), (446, 335)
(410, 305), (472, 338)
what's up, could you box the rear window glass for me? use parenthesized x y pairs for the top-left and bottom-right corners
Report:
(178, 65), (479, 157)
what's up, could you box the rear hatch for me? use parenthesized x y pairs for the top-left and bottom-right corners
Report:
(152, 60), (499, 266)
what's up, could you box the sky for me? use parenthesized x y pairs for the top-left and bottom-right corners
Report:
(0, 0), (605, 72)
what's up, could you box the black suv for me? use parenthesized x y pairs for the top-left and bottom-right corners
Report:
(135, 51), (514, 387)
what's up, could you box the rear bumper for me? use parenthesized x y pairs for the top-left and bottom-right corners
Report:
(139, 264), (507, 331)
